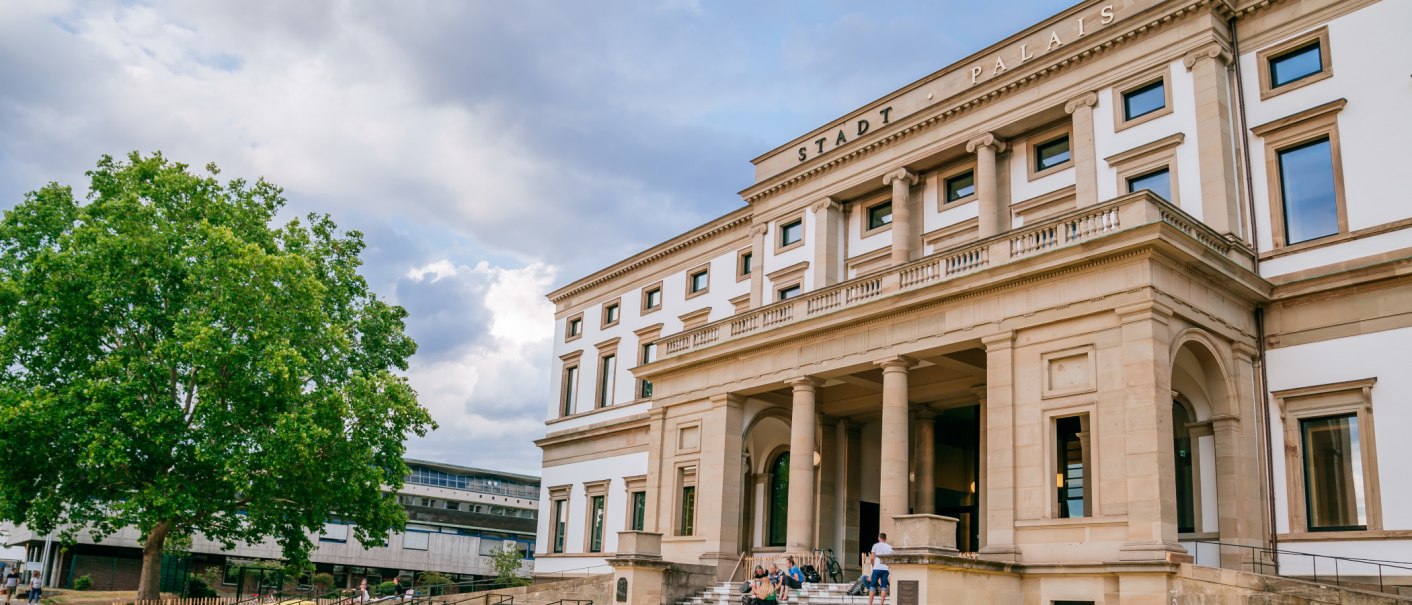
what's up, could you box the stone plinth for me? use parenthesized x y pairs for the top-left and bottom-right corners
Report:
(891, 514), (960, 556)
(615, 530), (662, 561)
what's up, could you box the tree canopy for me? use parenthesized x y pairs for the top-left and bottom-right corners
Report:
(0, 152), (435, 598)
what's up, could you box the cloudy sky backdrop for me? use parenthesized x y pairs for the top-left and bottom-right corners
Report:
(0, 0), (1072, 475)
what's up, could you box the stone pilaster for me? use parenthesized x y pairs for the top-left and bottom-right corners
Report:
(1116, 302), (1183, 561)
(698, 393), (746, 575)
(978, 332), (1020, 561)
(1184, 40), (1242, 239)
(882, 169), (919, 265)
(812, 198), (844, 287)
(877, 356), (915, 537)
(1065, 92), (1100, 208)
(967, 134), (1009, 238)
(786, 377), (823, 552)
(915, 410), (937, 515)
(748, 223), (767, 308)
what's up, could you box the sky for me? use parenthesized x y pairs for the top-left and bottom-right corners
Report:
(0, 0), (1074, 476)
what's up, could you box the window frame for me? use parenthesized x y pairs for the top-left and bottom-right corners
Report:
(1251, 99), (1348, 251)
(564, 313), (584, 342)
(736, 248), (753, 282)
(777, 283), (802, 301)
(640, 281), (663, 315)
(1112, 68), (1174, 132)
(1257, 27), (1333, 100)
(638, 341), (657, 399)
(594, 344), (617, 409)
(775, 214), (806, 254)
(1024, 123), (1074, 181)
(558, 352), (582, 417)
(547, 485), (571, 554)
(624, 475), (648, 532)
(600, 299), (621, 329)
(583, 480), (610, 553)
(685, 264), (711, 299)
(675, 465), (698, 537)
(862, 198), (894, 237)
(1044, 406), (1095, 519)
(1272, 378), (1382, 535)
(943, 168), (977, 206)
(1105, 133), (1184, 208)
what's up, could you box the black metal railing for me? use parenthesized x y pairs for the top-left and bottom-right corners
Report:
(1191, 540), (1412, 594)
(543, 600), (591, 605)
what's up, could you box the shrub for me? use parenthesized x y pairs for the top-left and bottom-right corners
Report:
(186, 574), (218, 598)
(376, 581), (397, 597)
(417, 572), (451, 596)
(72, 575), (92, 591)
(311, 573), (334, 592)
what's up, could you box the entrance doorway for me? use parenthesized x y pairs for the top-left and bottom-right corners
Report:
(930, 405), (980, 552)
(858, 501), (879, 563)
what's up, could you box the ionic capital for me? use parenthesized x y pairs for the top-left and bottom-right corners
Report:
(882, 168), (919, 187)
(1064, 91), (1099, 114)
(810, 197), (844, 214)
(965, 132), (1008, 154)
(1183, 42), (1232, 71)
(750, 223), (769, 238)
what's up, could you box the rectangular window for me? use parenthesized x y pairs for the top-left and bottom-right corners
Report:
(1270, 41), (1323, 88)
(561, 365), (579, 416)
(738, 250), (753, 279)
(945, 170), (975, 203)
(690, 269), (709, 293)
(780, 219), (803, 247)
(1301, 414), (1366, 531)
(1035, 135), (1071, 172)
(642, 284), (662, 312)
(867, 202), (893, 230)
(1277, 137), (1338, 245)
(552, 499), (567, 553)
(602, 303), (619, 327)
(403, 530), (429, 551)
(587, 495), (606, 552)
(778, 285), (802, 300)
(596, 354), (616, 408)
(1126, 168), (1172, 203)
(630, 491), (647, 531)
(679, 485), (696, 536)
(639, 342), (656, 399)
(1122, 80), (1166, 121)
(567, 317), (582, 338)
(1055, 415), (1087, 518)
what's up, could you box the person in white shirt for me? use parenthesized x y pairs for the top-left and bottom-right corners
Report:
(867, 533), (893, 605)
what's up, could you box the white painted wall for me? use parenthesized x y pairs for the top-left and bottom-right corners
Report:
(1092, 59), (1203, 220)
(535, 452), (649, 567)
(1242, 0), (1412, 276)
(1010, 153), (1074, 205)
(764, 208), (817, 295)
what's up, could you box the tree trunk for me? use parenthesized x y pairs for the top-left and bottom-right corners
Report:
(136, 521), (171, 600)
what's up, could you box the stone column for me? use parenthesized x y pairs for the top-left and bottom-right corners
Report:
(1065, 92), (1100, 208)
(843, 420), (864, 571)
(698, 393), (746, 576)
(812, 198), (844, 287)
(786, 377), (822, 552)
(1116, 302), (1183, 561)
(978, 333), (1020, 561)
(915, 410), (937, 515)
(1210, 414), (1244, 569)
(1185, 40), (1242, 239)
(748, 223), (767, 308)
(882, 169), (919, 265)
(877, 356), (915, 536)
(967, 134), (1009, 238)
(973, 387), (988, 552)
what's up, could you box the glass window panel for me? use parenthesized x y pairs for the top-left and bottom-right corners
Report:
(552, 500), (567, 553)
(680, 485), (696, 536)
(1301, 415), (1366, 530)
(598, 354), (616, 407)
(1123, 80), (1166, 121)
(768, 453), (790, 546)
(588, 495), (606, 552)
(690, 270), (709, 292)
(1277, 138), (1338, 244)
(867, 202), (893, 229)
(780, 220), (803, 246)
(645, 288), (661, 308)
(1270, 42), (1323, 88)
(1036, 135), (1072, 171)
(562, 366), (578, 415)
(741, 252), (753, 275)
(1056, 416), (1086, 518)
(1127, 168), (1172, 202)
(1173, 402), (1195, 534)
(630, 492), (647, 531)
(605, 304), (619, 324)
(778, 285), (801, 300)
(945, 171), (975, 202)
(569, 318), (581, 336)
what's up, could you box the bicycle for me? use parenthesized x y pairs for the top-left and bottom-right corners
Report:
(816, 547), (843, 583)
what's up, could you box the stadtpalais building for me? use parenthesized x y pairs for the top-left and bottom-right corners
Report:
(533, 0), (1412, 602)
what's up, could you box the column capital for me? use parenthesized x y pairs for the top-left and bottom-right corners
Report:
(970, 385), (989, 403)
(710, 393), (745, 408)
(965, 132), (1008, 154)
(980, 331), (1014, 350)
(787, 376), (825, 390)
(1183, 41), (1232, 71)
(1231, 341), (1258, 360)
(810, 197), (844, 214)
(1064, 91), (1099, 114)
(882, 167), (919, 187)
(875, 355), (917, 372)
(750, 223), (769, 237)
(915, 408), (939, 421)
(1210, 414), (1241, 432)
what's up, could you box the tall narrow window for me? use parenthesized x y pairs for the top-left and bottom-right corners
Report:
(1277, 137), (1338, 244)
(587, 495), (606, 552)
(1055, 416), (1087, 518)
(552, 499), (568, 553)
(629, 491), (647, 531)
(1127, 168), (1172, 203)
(639, 342), (656, 399)
(767, 452), (790, 546)
(596, 354), (616, 408)
(1173, 401), (1196, 534)
(1301, 414), (1366, 531)
(561, 365), (579, 416)
(679, 486), (696, 536)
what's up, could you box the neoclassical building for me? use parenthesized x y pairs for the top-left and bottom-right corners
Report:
(535, 0), (1411, 600)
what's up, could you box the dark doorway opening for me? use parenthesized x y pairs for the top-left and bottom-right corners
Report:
(858, 500), (879, 562)
(932, 404), (980, 552)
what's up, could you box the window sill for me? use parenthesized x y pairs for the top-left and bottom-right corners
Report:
(1278, 529), (1412, 542)
(1014, 516), (1128, 529)
(1259, 217), (1412, 261)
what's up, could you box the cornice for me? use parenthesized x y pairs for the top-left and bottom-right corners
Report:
(739, 0), (1218, 207)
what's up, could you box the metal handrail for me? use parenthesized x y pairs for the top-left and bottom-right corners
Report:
(543, 601), (591, 605)
(1192, 540), (1412, 594)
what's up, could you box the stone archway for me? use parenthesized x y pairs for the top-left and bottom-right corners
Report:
(1169, 329), (1246, 567)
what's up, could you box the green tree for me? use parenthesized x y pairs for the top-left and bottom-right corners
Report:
(0, 152), (435, 600)
(489, 544), (528, 588)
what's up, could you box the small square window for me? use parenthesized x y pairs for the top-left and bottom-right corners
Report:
(689, 270), (709, 293)
(780, 220), (803, 247)
(778, 285), (802, 300)
(603, 303), (620, 327)
(1122, 80), (1165, 121)
(1270, 41), (1323, 88)
(737, 249), (753, 281)
(1035, 135), (1071, 172)
(644, 287), (661, 310)
(945, 170), (975, 203)
(867, 202), (892, 230)
(568, 317), (582, 337)
(1126, 168), (1172, 203)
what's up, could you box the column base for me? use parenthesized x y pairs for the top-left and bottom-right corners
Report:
(1118, 540), (1191, 563)
(977, 544), (1022, 563)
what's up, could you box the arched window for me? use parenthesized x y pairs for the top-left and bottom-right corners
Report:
(768, 452), (790, 547)
(1173, 400), (1196, 534)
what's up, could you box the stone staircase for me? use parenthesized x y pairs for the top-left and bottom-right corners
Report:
(676, 582), (872, 605)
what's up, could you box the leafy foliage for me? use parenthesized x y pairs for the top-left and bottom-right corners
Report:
(72, 576), (92, 591)
(417, 571), (450, 596)
(0, 152), (435, 598)
(186, 574), (218, 598)
(376, 581), (397, 597)
(311, 573), (335, 592)
(489, 544), (528, 588)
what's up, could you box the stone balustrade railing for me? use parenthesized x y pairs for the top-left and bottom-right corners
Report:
(655, 191), (1239, 361)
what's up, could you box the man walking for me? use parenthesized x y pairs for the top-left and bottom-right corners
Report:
(25, 572), (39, 605)
(867, 533), (893, 605)
(4, 566), (19, 605)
